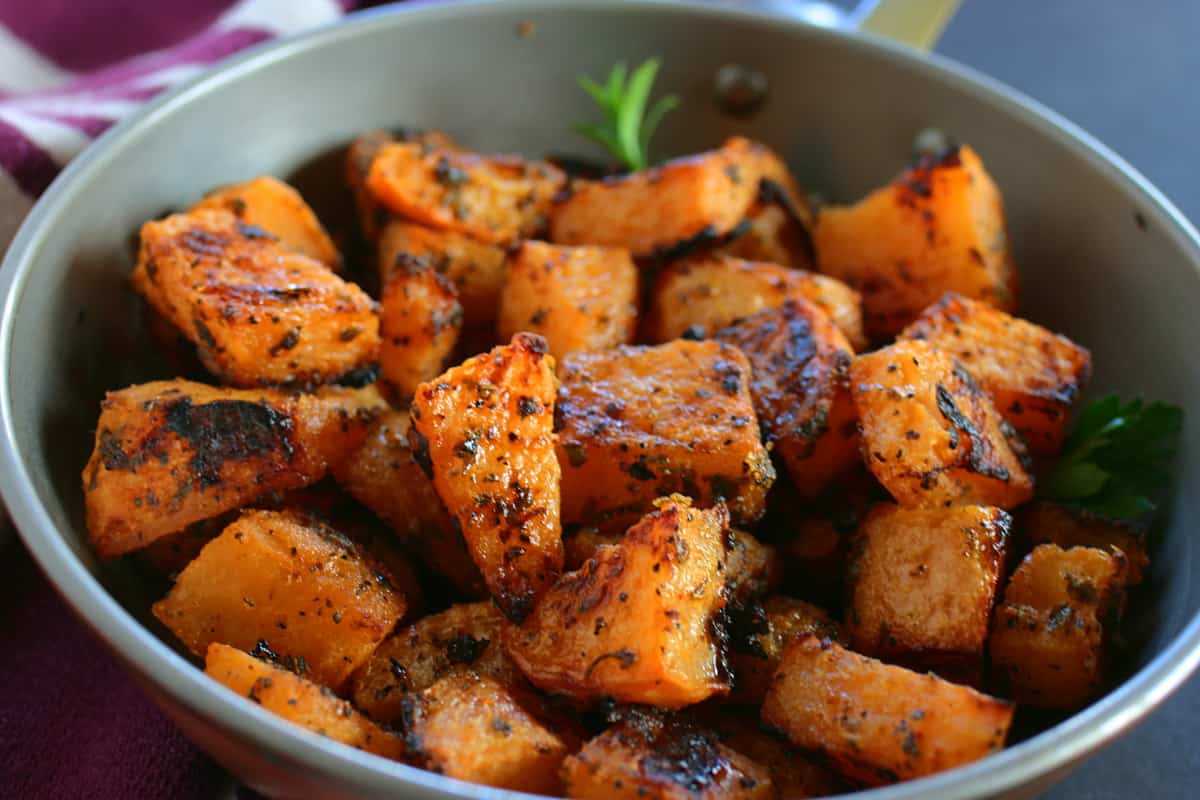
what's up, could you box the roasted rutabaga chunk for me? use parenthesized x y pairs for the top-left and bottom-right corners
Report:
(989, 543), (1128, 709)
(505, 496), (732, 708)
(366, 142), (565, 244)
(153, 509), (406, 690)
(555, 340), (775, 526)
(191, 175), (342, 271)
(850, 339), (1034, 509)
(378, 255), (463, 400)
(83, 380), (378, 558)
(1018, 502), (1148, 586)
(130, 209), (380, 388)
(899, 292), (1092, 457)
(409, 333), (563, 622)
(814, 145), (1017, 340)
(727, 595), (844, 705)
(205, 643), (406, 760)
(761, 636), (1014, 786)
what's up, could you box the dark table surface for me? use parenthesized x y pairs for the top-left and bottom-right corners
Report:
(934, 1), (1200, 796)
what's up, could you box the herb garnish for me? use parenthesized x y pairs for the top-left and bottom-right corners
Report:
(1039, 395), (1183, 519)
(572, 58), (678, 172)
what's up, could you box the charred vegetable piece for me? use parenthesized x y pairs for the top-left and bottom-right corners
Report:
(377, 219), (508, 324)
(899, 293), (1092, 456)
(192, 175), (342, 271)
(498, 240), (638, 360)
(846, 504), (1010, 683)
(505, 496), (732, 708)
(762, 636), (1014, 786)
(989, 544), (1128, 709)
(714, 200), (815, 270)
(814, 145), (1017, 340)
(205, 643), (406, 760)
(330, 409), (485, 595)
(130, 209), (380, 388)
(410, 333), (563, 622)
(83, 380), (377, 558)
(550, 137), (798, 260)
(401, 672), (580, 794)
(562, 709), (773, 800)
(366, 143), (565, 244)
(556, 340), (775, 526)
(1018, 502), (1148, 586)
(715, 299), (859, 498)
(728, 595), (844, 706)
(346, 129), (463, 241)
(350, 601), (523, 724)
(648, 254), (866, 352)
(379, 256), (463, 400)
(850, 340), (1034, 509)
(153, 509), (406, 690)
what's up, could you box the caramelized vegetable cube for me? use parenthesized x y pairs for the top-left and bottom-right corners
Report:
(900, 293), (1092, 456)
(346, 129), (396, 241)
(350, 601), (522, 724)
(550, 137), (795, 260)
(729, 595), (843, 705)
(715, 299), (859, 497)
(698, 712), (847, 799)
(847, 504), (1010, 679)
(556, 340), (775, 526)
(130, 209), (379, 388)
(410, 333), (563, 621)
(850, 340), (1034, 509)
(379, 256), (463, 400)
(648, 254), (866, 351)
(401, 672), (578, 794)
(505, 496), (732, 708)
(205, 643), (405, 760)
(330, 409), (484, 595)
(153, 509), (406, 689)
(83, 380), (377, 558)
(762, 637), (1014, 785)
(377, 219), (508, 323)
(498, 240), (638, 359)
(814, 146), (1016, 340)
(1018, 502), (1148, 586)
(989, 544), (1128, 709)
(192, 175), (341, 271)
(715, 200), (815, 270)
(366, 142), (565, 244)
(562, 710), (773, 800)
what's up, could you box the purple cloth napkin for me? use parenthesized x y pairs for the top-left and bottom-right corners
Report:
(0, 3), (367, 797)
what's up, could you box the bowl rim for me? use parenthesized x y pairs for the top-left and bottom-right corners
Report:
(3, 1), (1200, 798)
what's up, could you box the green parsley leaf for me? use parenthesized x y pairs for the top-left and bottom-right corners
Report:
(572, 58), (678, 172)
(1039, 395), (1183, 520)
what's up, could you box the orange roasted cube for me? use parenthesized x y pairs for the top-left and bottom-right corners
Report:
(728, 595), (843, 705)
(698, 712), (846, 799)
(505, 497), (732, 708)
(814, 145), (1017, 340)
(330, 409), (484, 595)
(647, 254), (866, 351)
(762, 637), (1014, 786)
(715, 200), (815, 270)
(550, 137), (795, 260)
(205, 643), (406, 760)
(989, 544), (1128, 709)
(153, 509), (406, 689)
(378, 256), (463, 400)
(498, 240), (638, 360)
(1019, 502), (1148, 586)
(850, 340), (1034, 509)
(715, 299), (859, 497)
(847, 504), (1010, 681)
(410, 333), (562, 621)
(366, 142), (565, 244)
(401, 672), (579, 795)
(376, 219), (508, 324)
(130, 209), (380, 388)
(83, 380), (377, 558)
(900, 293), (1092, 456)
(192, 175), (341, 270)
(346, 129), (462, 240)
(556, 340), (775, 526)
(562, 710), (774, 800)
(350, 601), (523, 724)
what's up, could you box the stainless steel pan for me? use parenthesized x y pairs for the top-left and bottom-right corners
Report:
(3, 1), (1199, 798)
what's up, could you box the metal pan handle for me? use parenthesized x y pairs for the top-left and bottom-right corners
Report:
(848, 0), (961, 51)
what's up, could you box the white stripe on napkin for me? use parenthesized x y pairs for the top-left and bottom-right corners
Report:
(215, 0), (343, 38)
(0, 24), (75, 92)
(0, 108), (91, 164)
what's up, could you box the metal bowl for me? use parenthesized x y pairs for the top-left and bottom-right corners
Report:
(2, 1), (1199, 798)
